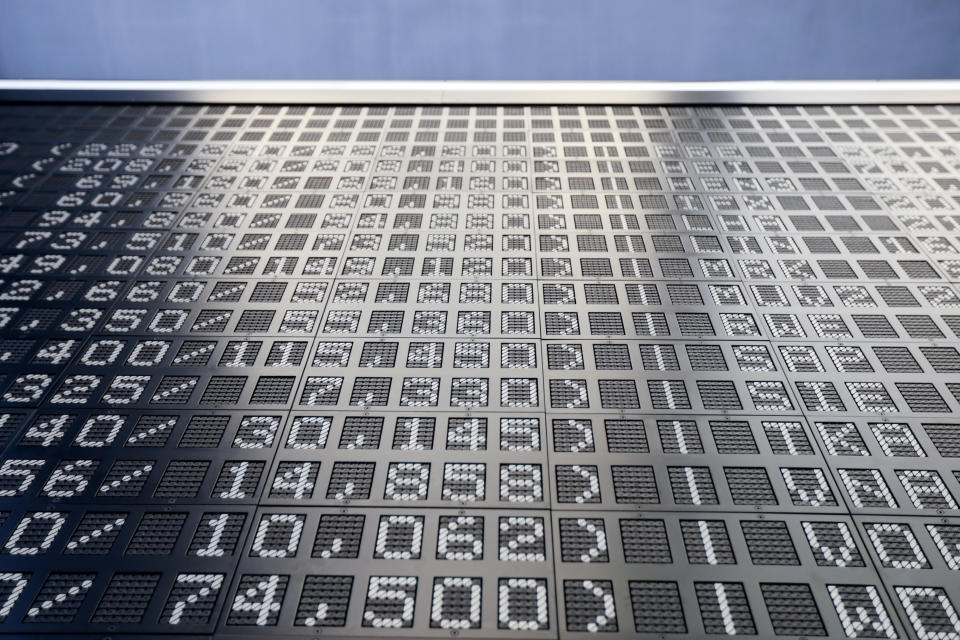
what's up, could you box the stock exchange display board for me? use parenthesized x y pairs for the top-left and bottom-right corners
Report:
(0, 102), (959, 638)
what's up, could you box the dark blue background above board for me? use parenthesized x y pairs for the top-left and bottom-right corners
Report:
(1, 0), (959, 81)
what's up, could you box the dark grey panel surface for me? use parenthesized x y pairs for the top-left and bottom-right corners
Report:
(1, 102), (960, 638)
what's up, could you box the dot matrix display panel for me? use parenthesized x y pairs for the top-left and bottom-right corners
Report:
(0, 101), (960, 638)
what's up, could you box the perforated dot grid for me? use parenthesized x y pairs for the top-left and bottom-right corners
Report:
(6, 102), (960, 637)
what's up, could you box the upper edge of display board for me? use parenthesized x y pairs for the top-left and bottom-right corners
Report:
(4, 80), (960, 104)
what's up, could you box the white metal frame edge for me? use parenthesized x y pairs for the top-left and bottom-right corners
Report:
(2, 80), (960, 104)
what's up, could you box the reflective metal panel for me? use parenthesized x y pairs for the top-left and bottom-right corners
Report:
(1, 100), (960, 638)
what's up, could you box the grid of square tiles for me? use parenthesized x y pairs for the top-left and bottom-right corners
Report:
(1, 103), (960, 637)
